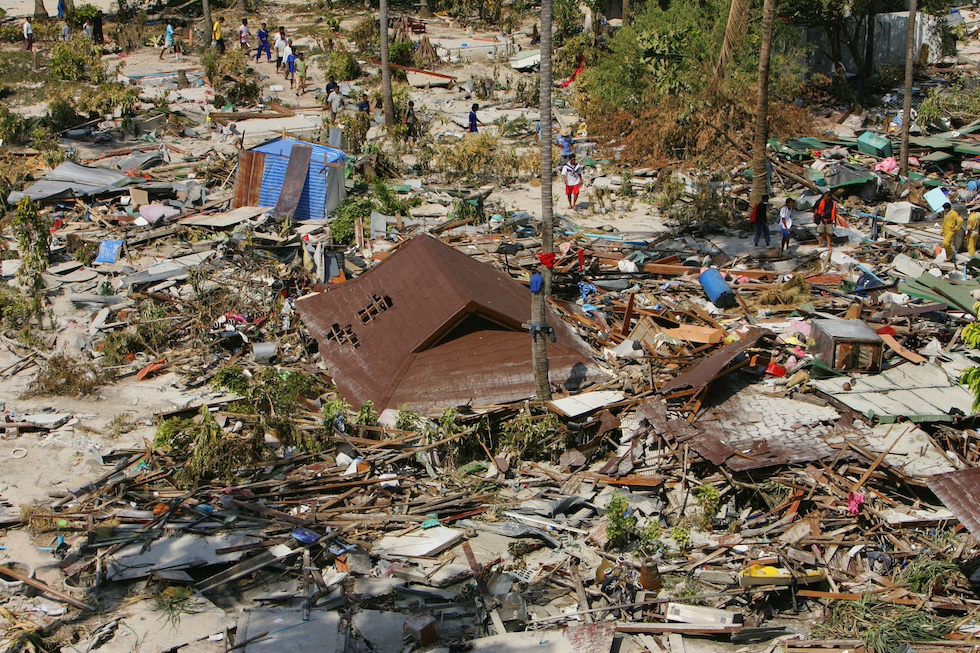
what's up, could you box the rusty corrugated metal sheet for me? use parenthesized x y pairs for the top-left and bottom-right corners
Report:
(232, 151), (264, 209)
(297, 235), (600, 413)
(926, 468), (980, 538)
(658, 328), (769, 394)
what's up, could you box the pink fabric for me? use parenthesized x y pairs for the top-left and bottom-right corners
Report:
(847, 491), (865, 515)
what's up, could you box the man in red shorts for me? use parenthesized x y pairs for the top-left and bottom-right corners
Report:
(560, 153), (583, 210)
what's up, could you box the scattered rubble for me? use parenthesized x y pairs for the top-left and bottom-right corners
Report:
(6, 3), (980, 653)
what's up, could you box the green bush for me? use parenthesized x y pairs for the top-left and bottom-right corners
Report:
(68, 3), (100, 29)
(318, 51), (360, 81)
(48, 37), (106, 82)
(0, 104), (28, 145)
(347, 16), (377, 52)
(0, 22), (59, 43)
(76, 82), (141, 116)
(389, 42), (414, 67)
(330, 196), (375, 245)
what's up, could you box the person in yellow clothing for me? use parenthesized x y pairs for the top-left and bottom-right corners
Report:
(212, 16), (225, 54)
(967, 211), (980, 256)
(942, 202), (963, 261)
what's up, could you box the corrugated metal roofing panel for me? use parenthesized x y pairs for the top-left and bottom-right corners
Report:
(926, 468), (980, 538)
(252, 138), (345, 221)
(813, 362), (975, 423)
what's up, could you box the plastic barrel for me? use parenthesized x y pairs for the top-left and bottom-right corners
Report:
(699, 269), (737, 308)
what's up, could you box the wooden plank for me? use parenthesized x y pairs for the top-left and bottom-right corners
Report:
(0, 565), (96, 611)
(616, 624), (741, 634)
(273, 144), (313, 219)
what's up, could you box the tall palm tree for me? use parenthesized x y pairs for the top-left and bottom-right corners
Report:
(237, 0), (246, 17)
(714, 0), (751, 81)
(379, 0), (395, 130)
(34, 0), (48, 19)
(749, 0), (777, 206)
(899, 0), (917, 176)
(203, 0), (212, 46)
(532, 0), (554, 401)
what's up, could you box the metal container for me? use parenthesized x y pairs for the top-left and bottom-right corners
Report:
(811, 318), (883, 372)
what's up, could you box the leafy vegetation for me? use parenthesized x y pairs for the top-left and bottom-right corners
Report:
(817, 596), (955, 653)
(605, 493), (638, 549)
(319, 51), (361, 81)
(68, 3), (100, 29)
(12, 199), (50, 324)
(49, 37), (107, 83)
(25, 354), (106, 397)
(330, 196), (374, 245)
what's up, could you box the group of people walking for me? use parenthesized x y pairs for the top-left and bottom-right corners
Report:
(750, 191), (840, 254)
(207, 18), (307, 93)
(23, 10), (102, 51)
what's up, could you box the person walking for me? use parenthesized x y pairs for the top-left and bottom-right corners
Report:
(942, 202), (964, 261)
(61, 20), (71, 41)
(283, 40), (295, 84)
(326, 87), (343, 123)
(750, 194), (771, 247)
(779, 197), (794, 253)
(92, 10), (104, 44)
(160, 19), (175, 60)
(82, 19), (92, 38)
(274, 28), (287, 71)
(556, 127), (574, 165)
(468, 103), (483, 133)
(814, 191), (838, 252)
(255, 22), (272, 62)
(967, 210), (980, 256)
(238, 18), (250, 55)
(405, 100), (419, 144)
(560, 153), (584, 210)
(22, 17), (33, 51)
(212, 16), (225, 53)
(295, 52), (308, 94)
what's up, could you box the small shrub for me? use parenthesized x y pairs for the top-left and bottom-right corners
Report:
(101, 330), (144, 366)
(211, 365), (249, 394)
(68, 3), (100, 29)
(341, 111), (370, 153)
(692, 485), (721, 519)
(354, 400), (378, 426)
(671, 526), (692, 552)
(25, 354), (106, 397)
(330, 196), (374, 245)
(605, 492), (637, 550)
(395, 404), (423, 431)
(76, 82), (141, 116)
(348, 16), (377, 52)
(389, 41), (414, 67)
(322, 395), (351, 431)
(48, 37), (106, 82)
(0, 104), (28, 145)
(319, 51), (360, 81)
(12, 198), (50, 323)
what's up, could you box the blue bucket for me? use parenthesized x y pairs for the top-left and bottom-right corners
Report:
(699, 269), (737, 309)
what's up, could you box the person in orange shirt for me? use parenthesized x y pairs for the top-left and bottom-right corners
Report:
(813, 191), (838, 252)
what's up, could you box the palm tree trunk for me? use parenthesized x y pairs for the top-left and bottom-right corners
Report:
(34, 0), (48, 19)
(899, 0), (917, 176)
(237, 0), (246, 17)
(749, 0), (776, 206)
(379, 0), (395, 130)
(621, 0), (629, 23)
(532, 0), (553, 401)
(203, 0), (212, 44)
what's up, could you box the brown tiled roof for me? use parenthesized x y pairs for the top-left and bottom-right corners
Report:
(297, 235), (600, 413)
(926, 467), (980, 538)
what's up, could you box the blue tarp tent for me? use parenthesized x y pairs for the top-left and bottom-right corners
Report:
(234, 138), (346, 220)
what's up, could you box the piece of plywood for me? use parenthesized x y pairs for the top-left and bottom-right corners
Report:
(547, 391), (626, 417)
(179, 205), (271, 228)
(273, 144), (313, 218)
(370, 526), (463, 558)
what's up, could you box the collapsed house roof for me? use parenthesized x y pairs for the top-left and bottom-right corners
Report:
(297, 234), (601, 414)
(7, 161), (133, 205)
